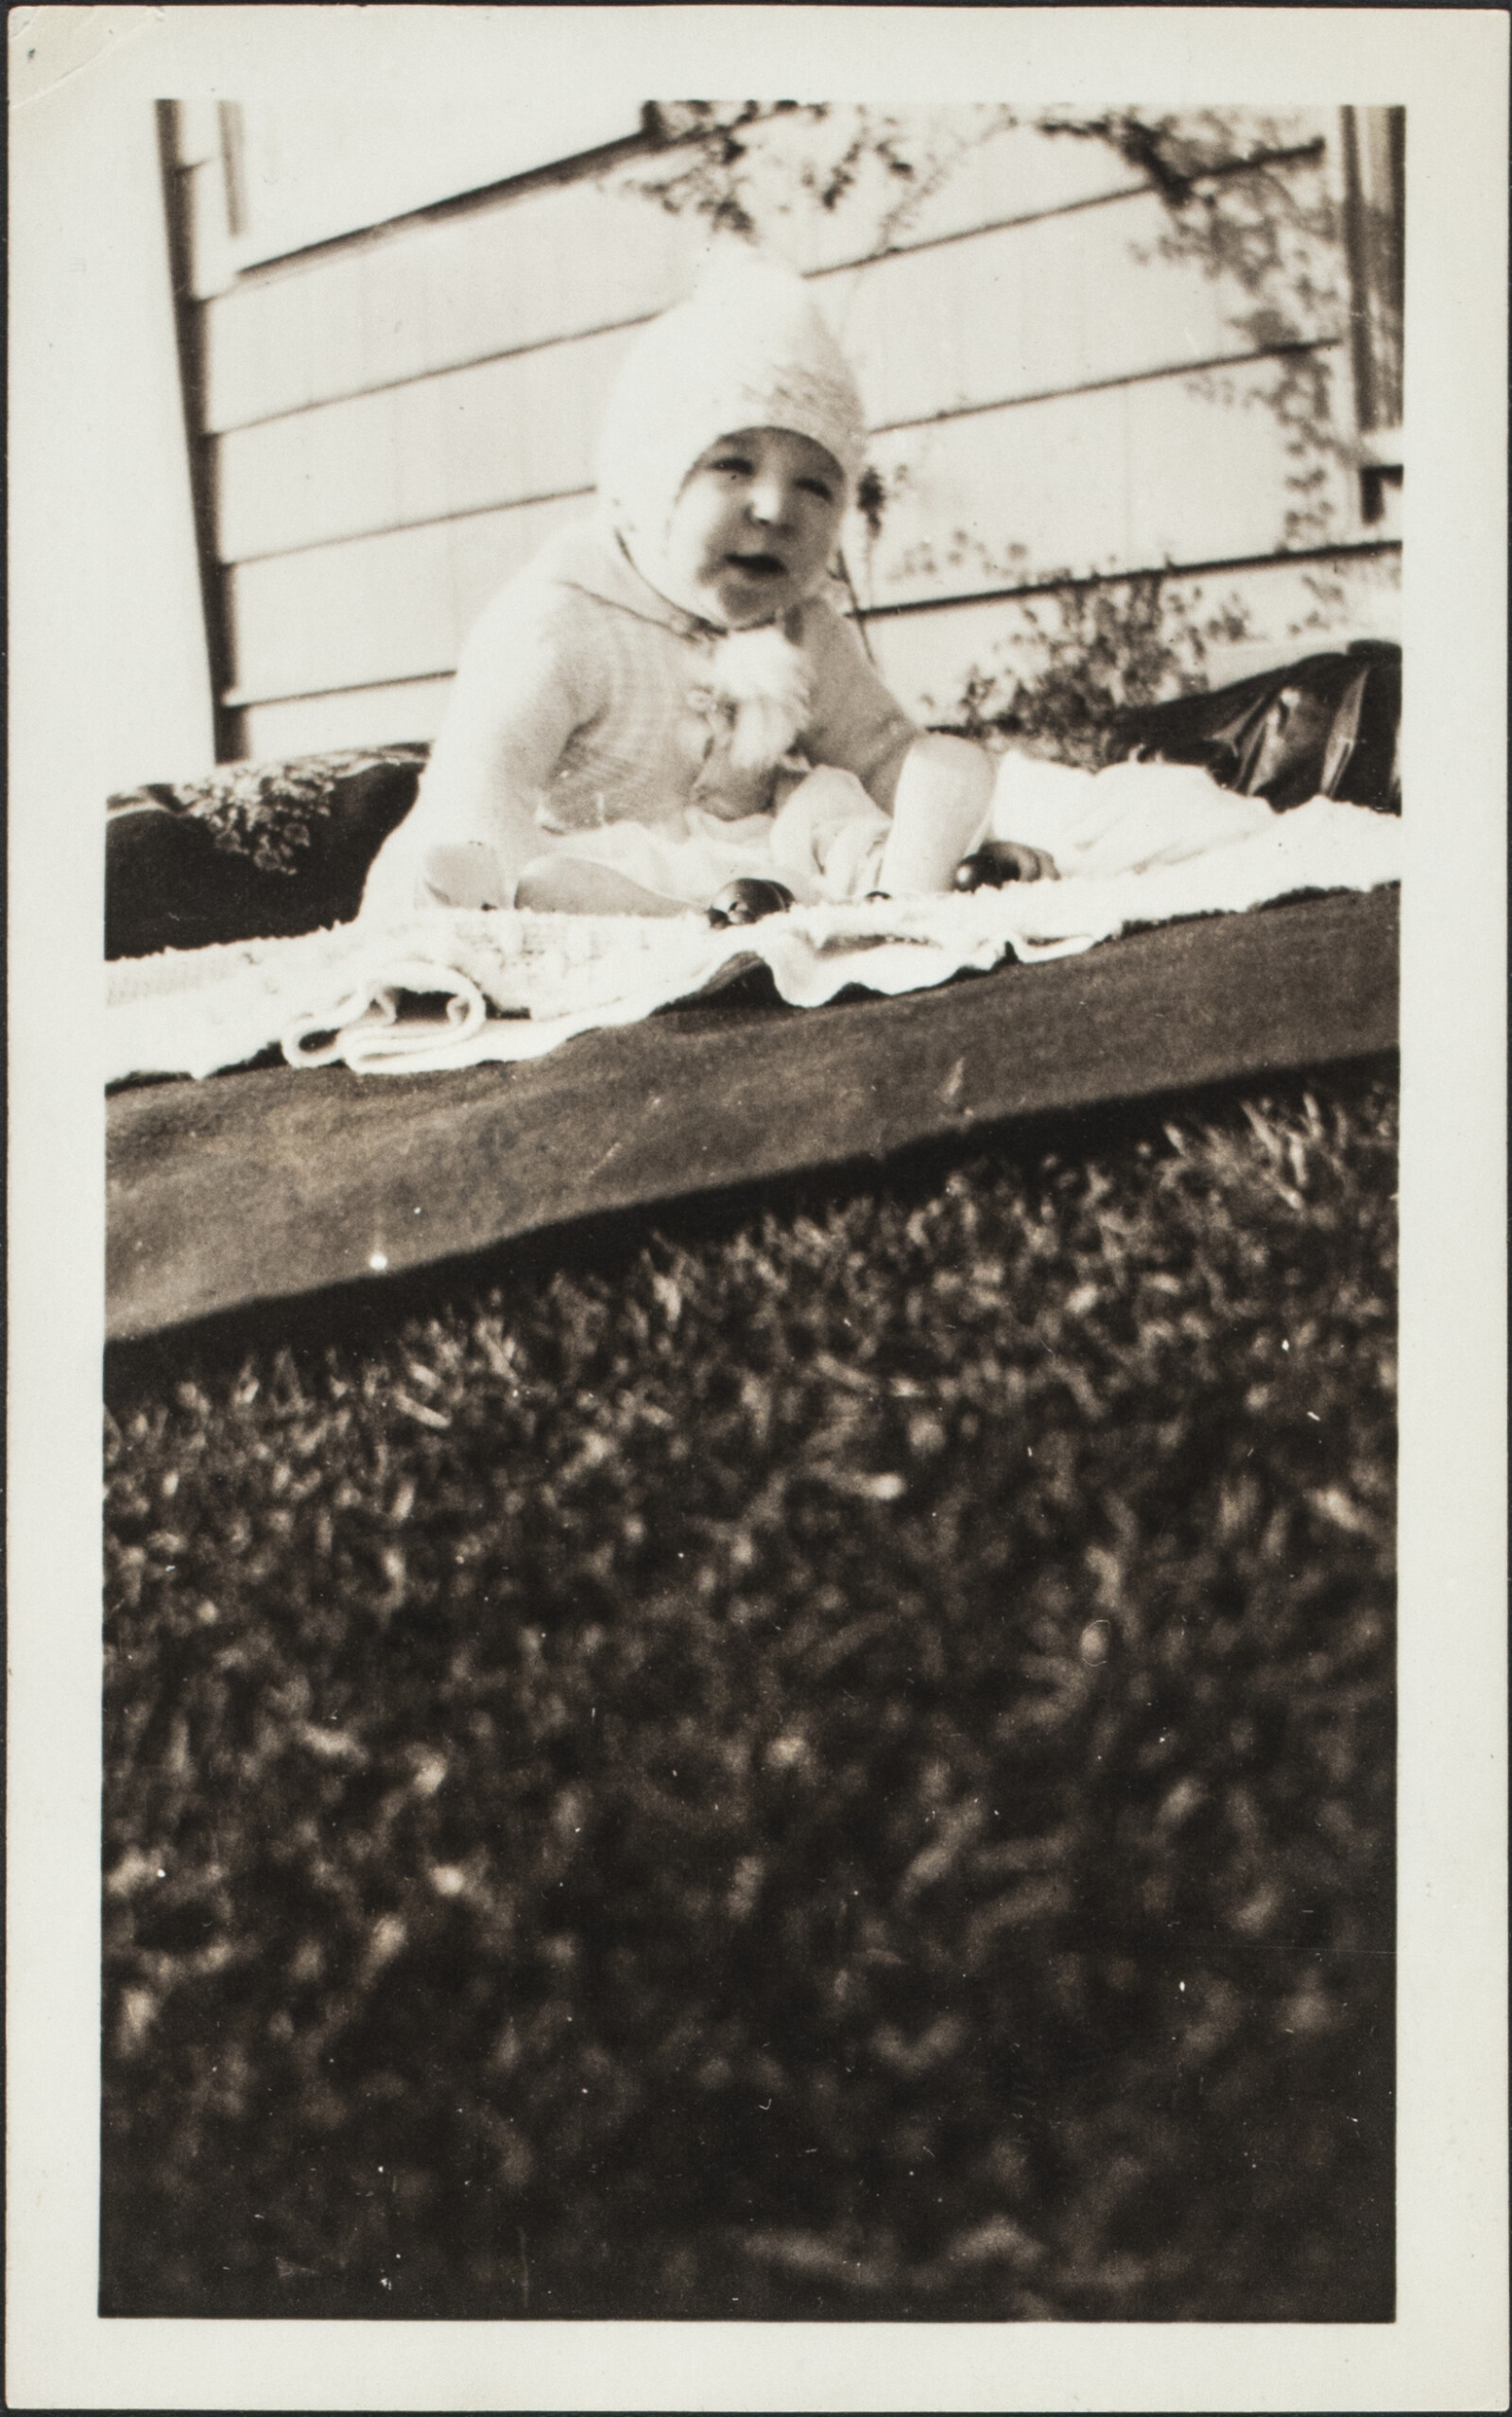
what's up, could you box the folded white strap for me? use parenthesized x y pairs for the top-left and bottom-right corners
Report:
(284, 960), (489, 1069)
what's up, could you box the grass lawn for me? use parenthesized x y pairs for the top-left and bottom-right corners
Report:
(102, 1055), (1396, 2322)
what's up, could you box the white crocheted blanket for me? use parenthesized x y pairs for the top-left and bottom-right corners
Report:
(107, 786), (1401, 1085)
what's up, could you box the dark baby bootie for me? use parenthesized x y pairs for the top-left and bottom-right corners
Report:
(707, 878), (796, 927)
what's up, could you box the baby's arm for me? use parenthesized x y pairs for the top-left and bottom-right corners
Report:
(800, 608), (1057, 895)
(875, 733), (993, 894)
(359, 586), (589, 920)
(868, 730), (1060, 891)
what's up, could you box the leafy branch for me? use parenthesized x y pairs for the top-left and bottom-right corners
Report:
(933, 576), (1255, 768)
(632, 102), (1022, 253)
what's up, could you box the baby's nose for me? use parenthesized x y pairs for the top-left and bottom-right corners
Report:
(748, 475), (792, 525)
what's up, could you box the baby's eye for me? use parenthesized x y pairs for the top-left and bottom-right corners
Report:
(798, 476), (833, 500)
(709, 453), (753, 477)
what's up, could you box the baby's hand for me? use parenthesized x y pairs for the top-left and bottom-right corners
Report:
(952, 838), (1060, 890)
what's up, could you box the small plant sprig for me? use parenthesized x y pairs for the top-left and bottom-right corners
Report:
(932, 574), (1254, 767)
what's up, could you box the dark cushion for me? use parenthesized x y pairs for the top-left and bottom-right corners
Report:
(1112, 642), (1400, 814)
(106, 745), (428, 958)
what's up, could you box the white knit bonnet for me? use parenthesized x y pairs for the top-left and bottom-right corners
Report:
(595, 255), (868, 627)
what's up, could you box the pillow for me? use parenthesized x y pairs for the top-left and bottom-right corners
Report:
(106, 745), (428, 958)
(1112, 643), (1400, 815)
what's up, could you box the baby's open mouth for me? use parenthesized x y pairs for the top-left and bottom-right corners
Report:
(726, 552), (786, 578)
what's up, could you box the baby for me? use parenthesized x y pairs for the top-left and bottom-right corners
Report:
(360, 258), (1053, 925)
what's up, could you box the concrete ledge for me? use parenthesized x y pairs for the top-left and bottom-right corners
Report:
(107, 887), (1399, 1341)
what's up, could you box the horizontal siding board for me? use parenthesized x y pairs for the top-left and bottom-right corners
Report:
(308, 245), (372, 417)
(216, 323), (633, 562)
(757, 115), (1151, 274)
(850, 352), (1355, 610)
(228, 517), (1394, 727)
(234, 550), (1397, 758)
(199, 122), (1128, 430)
(204, 168), (697, 433)
(226, 494), (584, 700)
(203, 268), (309, 413)
(241, 678), (455, 761)
(227, 521), (452, 700)
(865, 550), (1400, 725)
(216, 290), (1343, 573)
(201, 116), (1329, 433)
(650, 112), (1330, 283)
(446, 497), (589, 632)
(225, 356), (1358, 703)
(226, 96), (643, 269)
(831, 190), (1339, 431)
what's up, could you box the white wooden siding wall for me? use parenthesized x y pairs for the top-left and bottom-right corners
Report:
(174, 112), (1400, 761)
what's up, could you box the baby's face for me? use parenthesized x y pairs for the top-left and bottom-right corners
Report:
(662, 427), (846, 627)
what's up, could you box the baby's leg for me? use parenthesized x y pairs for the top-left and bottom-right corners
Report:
(514, 856), (691, 917)
(360, 836), (508, 919)
(876, 734), (994, 895)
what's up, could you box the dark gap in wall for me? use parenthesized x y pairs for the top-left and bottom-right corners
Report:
(154, 101), (243, 763)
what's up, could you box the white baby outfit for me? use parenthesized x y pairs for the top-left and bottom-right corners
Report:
(360, 259), (920, 918)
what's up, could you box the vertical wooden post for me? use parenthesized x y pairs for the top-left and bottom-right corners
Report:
(1340, 106), (1406, 527)
(153, 100), (243, 762)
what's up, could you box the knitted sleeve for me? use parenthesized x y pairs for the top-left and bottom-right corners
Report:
(428, 577), (604, 841)
(359, 572), (606, 914)
(796, 602), (920, 810)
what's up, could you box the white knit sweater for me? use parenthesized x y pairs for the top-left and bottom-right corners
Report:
(361, 519), (918, 918)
